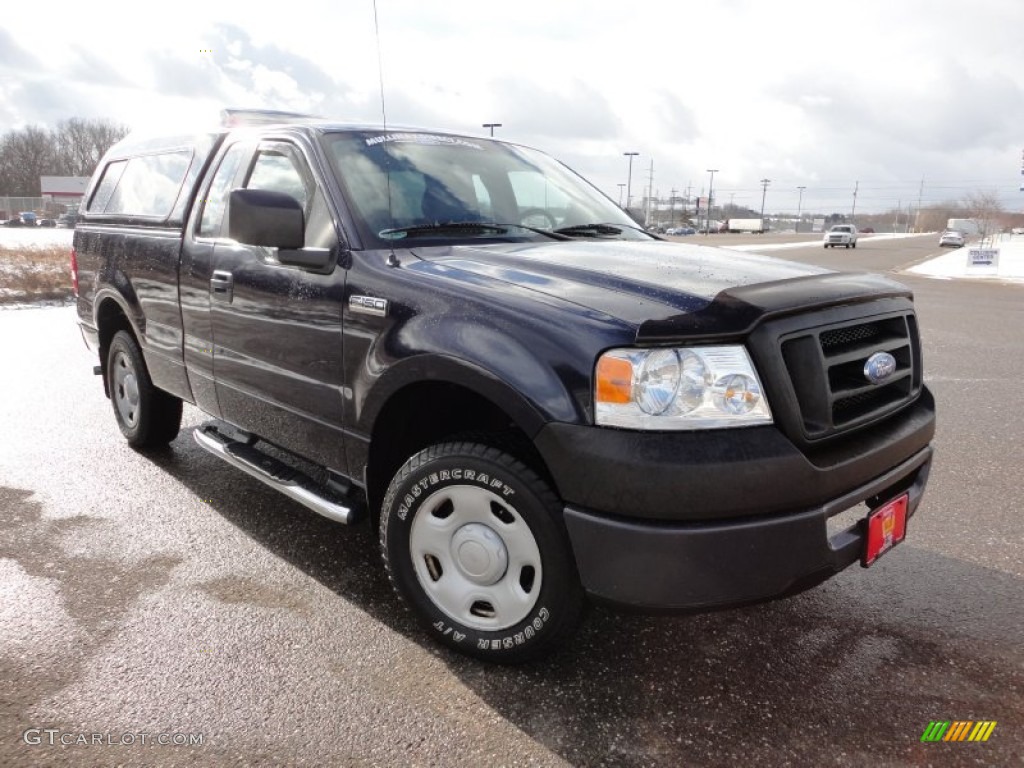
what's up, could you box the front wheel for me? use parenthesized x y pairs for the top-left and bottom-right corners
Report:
(380, 441), (585, 663)
(107, 330), (183, 449)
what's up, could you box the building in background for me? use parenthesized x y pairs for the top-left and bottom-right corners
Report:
(41, 176), (90, 212)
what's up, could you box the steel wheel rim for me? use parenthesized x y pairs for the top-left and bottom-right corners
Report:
(409, 484), (543, 631)
(111, 350), (140, 428)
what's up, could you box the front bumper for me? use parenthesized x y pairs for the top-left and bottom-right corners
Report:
(563, 445), (932, 611)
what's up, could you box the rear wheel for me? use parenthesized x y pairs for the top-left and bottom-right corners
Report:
(107, 330), (182, 449)
(380, 441), (585, 663)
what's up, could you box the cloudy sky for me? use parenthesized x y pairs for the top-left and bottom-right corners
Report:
(1, 0), (1022, 215)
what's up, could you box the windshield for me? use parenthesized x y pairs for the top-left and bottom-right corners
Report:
(321, 130), (652, 247)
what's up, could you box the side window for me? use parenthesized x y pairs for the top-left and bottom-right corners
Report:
(241, 143), (335, 250)
(100, 151), (192, 217)
(88, 160), (126, 213)
(198, 143), (247, 238)
(245, 150), (309, 211)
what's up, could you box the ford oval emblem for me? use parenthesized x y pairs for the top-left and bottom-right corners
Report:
(864, 352), (897, 384)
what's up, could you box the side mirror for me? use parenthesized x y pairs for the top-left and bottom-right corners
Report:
(228, 188), (304, 249)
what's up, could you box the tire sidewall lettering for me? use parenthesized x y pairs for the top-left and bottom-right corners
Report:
(387, 458), (562, 654)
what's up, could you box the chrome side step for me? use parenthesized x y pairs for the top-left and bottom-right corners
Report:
(193, 425), (361, 525)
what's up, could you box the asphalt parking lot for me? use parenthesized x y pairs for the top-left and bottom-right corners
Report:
(1, 234), (1021, 767)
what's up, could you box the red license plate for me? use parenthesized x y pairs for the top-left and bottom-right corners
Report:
(862, 493), (908, 567)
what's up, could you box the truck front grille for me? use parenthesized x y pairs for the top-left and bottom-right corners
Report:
(779, 313), (922, 440)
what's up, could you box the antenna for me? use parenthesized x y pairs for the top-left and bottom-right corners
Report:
(372, 0), (399, 265)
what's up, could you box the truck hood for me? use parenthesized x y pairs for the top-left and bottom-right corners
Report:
(409, 240), (912, 342)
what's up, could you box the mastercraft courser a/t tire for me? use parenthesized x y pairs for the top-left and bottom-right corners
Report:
(107, 330), (183, 449)
(380, 441), (586, 663)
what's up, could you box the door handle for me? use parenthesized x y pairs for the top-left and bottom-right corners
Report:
(211, 270), (233, 302)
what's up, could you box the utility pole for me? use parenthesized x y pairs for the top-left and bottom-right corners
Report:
(796, 186), (806, 232)
(759, 178), (771, 224)
(850, 180), (859, 223)
(914, 177), (924, 233)
(705, 169), (718, 235)
(646, 159), (655, 226)
(623, 152), (639, 211)
(670, 187), (678, 226)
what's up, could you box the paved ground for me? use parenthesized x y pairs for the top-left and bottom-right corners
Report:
(1, 234), (1021, 766)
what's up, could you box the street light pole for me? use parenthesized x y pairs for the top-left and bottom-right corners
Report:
(796, 186), (806, 232)
(482, 123), (502, 136)
(617, 184), (626, 207)
(705, 169), (718, 235)
(759, 178), (771, 226)
(624, 152), (639, 211)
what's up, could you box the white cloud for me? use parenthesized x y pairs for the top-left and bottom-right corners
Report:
(1, 0), (1022, 213)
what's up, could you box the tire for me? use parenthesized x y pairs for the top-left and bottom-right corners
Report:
(852, 242), (857, 249)
(107, 330), (183, 449)
(380, 441), (585, 663)
(823, 244), (829, 249)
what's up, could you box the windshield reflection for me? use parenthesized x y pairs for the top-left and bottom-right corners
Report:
(322, 131), (651, 247)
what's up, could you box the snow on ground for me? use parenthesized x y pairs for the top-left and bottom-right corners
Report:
(0, 228), (74, 249)
(907, 233), (1024, 283)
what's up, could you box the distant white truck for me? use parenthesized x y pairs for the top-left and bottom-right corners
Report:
(722, 218), (767, 233)
(946, 218), (980, 237)
(823, 224), (858, 249)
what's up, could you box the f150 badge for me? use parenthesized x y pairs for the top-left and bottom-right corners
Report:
(350, 295), (389, 317)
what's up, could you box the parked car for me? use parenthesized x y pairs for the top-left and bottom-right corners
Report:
(56, 214), (78, 229)
(37, 218), (57, 228)
(939, 229), (965, 248)
(861, 227), (875, 234)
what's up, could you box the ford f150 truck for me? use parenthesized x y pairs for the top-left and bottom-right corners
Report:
(74, 110), (934, 662)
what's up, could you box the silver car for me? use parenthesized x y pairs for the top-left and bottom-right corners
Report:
(939, 230), (965, 248)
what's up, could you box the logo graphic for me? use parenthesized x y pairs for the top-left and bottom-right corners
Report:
(863, 352), (897, 384)
(920, 721), (997, 742)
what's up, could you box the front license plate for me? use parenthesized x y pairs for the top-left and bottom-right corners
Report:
(862, 493), (908, 567)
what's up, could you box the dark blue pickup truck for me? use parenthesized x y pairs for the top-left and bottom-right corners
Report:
(74, 110), (934, 662)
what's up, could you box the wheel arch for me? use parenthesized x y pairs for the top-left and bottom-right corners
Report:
(363, 374), (558, 530)
(94, 293), (142, 397)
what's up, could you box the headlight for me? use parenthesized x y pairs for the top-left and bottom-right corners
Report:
(595, 345), (772, 430)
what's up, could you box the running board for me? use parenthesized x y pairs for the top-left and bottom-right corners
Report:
(193, 425), (362, 525)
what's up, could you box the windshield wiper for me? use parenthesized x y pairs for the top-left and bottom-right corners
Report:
(379, 222), (509, 239)
(379, 221), (571, 241)
(552, 223), (624, 237)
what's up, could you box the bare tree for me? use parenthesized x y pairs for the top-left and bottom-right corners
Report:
(53, 118), (128, 177)
(0, 118), (128, 196)
(0, 126), (56, 197)
(962, 190), (1004, 240)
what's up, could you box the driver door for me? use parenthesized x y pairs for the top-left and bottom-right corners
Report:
(209, 140), (348, 471)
